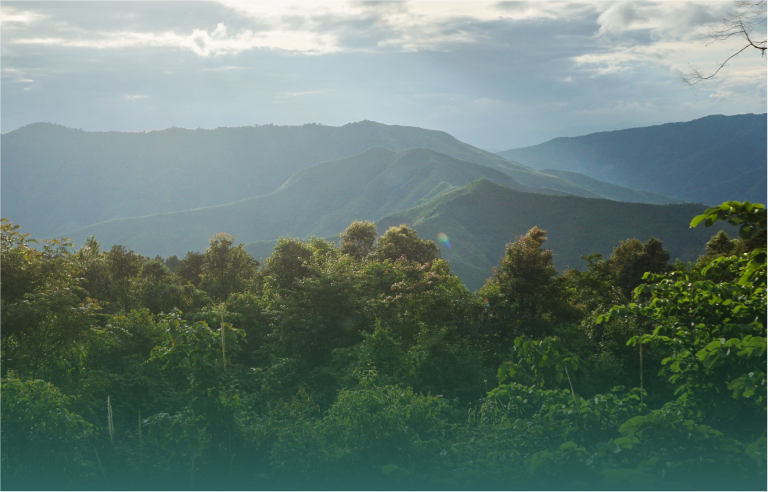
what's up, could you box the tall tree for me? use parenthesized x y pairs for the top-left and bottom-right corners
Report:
(611, 237), (670, 300)
(340, 221), (377, 261)
(199, 234), (258, 302)
(374, 224), (439, 264)
(481, 227), (572, 342)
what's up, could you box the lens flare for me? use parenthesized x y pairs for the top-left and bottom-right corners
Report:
(437, 232), (451, 249)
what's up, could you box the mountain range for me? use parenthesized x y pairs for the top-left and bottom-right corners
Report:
(2, 114), (761, 290)
(2, 121), (663, 240)
(63, 147), (543, 256)
(498, 113), (766, 205)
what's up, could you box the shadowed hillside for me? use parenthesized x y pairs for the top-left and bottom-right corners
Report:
(498, 113), (767, 205)
(377, 179), (726, 290)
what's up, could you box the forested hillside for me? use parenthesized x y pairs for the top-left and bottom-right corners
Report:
(64, 148), (552, 256)
(377, 179), (727, 290)
(2, 199), (765, 490)
(499, 113), (767, 205)
(2, 121), (602, 239)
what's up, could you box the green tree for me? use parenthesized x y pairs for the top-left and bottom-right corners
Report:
(165, 255), (181, 273)
(260, 237), (315, 292)
(374, 224), (439, 264)
(1, 376), (97, 489)
(600, 251), (766, 434)
(133, 260), (210, 314)
(107, 245), (143, 309)
(339, 220), (377, 261)
(690, 200), (766, 282)
(611, 237), (670, 300)
(480, 227), (572, 343)
(177, 251), (205, 287)
(199, 234), (258, 301)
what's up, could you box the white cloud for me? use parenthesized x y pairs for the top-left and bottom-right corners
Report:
(6, 2), (589, 56)
(12, 22), (341, 56)
(0, 6), (46, 26)
(2, 67), (34, 84)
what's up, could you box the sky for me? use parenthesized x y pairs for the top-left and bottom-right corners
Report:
(2, 1), (766, 150)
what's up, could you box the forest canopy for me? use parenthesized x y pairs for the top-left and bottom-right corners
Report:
(1, 203), (765, 490)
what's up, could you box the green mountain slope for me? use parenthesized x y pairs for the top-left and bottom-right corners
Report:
(378, 179), (723, 290)
(498, 113), (767, 205)
(64, 148), (551, 256)
(540, 169), (680, 204)
(2, 120), (599, 239)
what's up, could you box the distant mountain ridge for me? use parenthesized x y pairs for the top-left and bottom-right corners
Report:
(498, 113), (767, 205)
(2, 120), (607, 239)
(63, 146), (723, 291)
(63, 147), (549, 256)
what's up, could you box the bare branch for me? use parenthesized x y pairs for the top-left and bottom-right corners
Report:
(680, 44), (753, 85)
(681, 0), (766, 84)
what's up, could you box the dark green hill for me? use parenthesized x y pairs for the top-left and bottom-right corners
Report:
(378, 179), (723, 290)
(2, 121), (600, 239)
(498, 113), (767, 205)
(64, 148), (551, 256)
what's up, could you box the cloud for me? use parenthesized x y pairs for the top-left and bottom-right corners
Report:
(0, 6), (46, 27)
(11, 21), (343, 56)
(596, 2), (728, 40)
(2, 67), (34, 84)
(4, 2), (598, 56)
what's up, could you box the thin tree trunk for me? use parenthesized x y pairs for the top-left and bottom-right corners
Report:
(640, 343), (644, 403)
(220, 305), (227, 372)
(564, 365), (580, 412)
(94, 446), (107, 483)
(138, 411), (143, 478)
(228, 425), (235, 483)
(190, 446), (195, 488)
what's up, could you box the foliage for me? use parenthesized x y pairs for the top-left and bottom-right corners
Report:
(199, 233), (259, 301)
(691, 200), (766, 283)
(266, 380), (453, 487)
(599, 253), (767, 431)
(340, 220), (377, 261)
(2, 208), (765, 490)
(374, 224), (440, 264)
(1, 375), (97, 489)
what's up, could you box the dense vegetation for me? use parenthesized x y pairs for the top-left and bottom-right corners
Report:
(2, 199), (765, 490)
(499, 113), (767, 205)
(3, 121), (614, 240)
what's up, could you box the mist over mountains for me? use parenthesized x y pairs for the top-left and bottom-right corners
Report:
(4, 120), (617, 240)
(2, 114), (762, 289)
(64, 147), (544, 257)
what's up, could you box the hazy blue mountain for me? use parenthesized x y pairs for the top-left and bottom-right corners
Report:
(498, 113), (767, 205)
(64, 147), (554, 256)
(539, 169), (679, 204)
(377, 179), (723, 290)
(3, 120), (601, 239)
